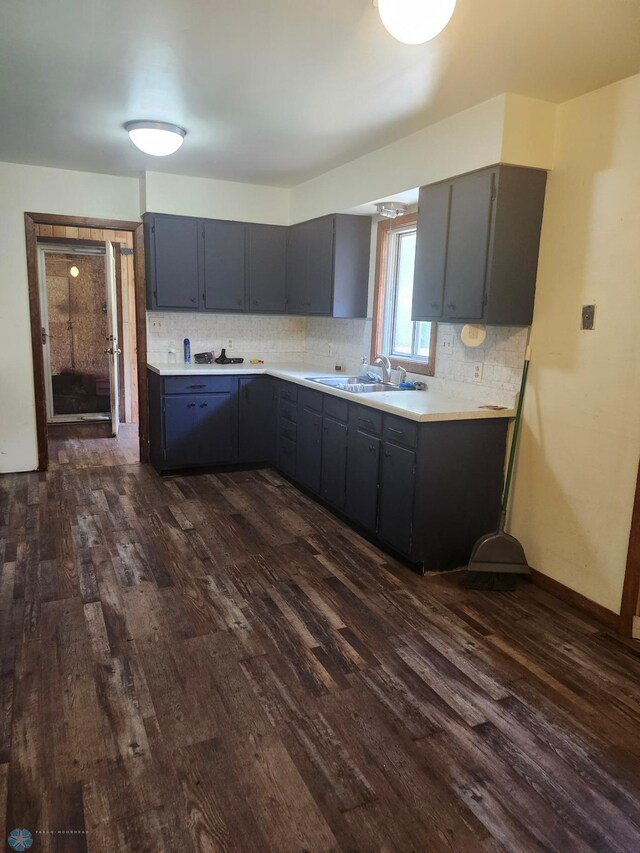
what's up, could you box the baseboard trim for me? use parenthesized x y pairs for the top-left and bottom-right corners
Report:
(530, 569), (620, 631)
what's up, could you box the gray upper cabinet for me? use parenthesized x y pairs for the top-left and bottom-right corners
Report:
(145, 211), (370, 317)
(246, 224), (288, 313)
(145, 214), (201, 310)
(412, 164), (547, 326)
(287, 214), (370, 317)
(203, 219), (246, 312)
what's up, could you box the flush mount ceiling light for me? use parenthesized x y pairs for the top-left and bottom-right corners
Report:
(69, 265), (79, 278)
(376, 0), (456, 45)
(376, 201), (410, 219)
(124, 120), (186, 156)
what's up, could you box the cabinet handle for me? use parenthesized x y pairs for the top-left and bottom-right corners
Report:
(388, 427), (404, 436)
(190, 297), (197, 304)
(384, 451), (391, 458)
(253, 300), (258, 306)
(431, 302), (440, 309)
(447, 303), (456, 310)
(187, 403), (196, 408)
(368, 444), (376, 452)
(200, 403), (208, 408)
(187, 384), (206, 389)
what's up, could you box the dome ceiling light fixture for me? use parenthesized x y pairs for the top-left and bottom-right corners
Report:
(376, 201), (410, 219)
(69, 265), (80, 278)
(375, 0), (456, 45)
(124, 120), (187, 156)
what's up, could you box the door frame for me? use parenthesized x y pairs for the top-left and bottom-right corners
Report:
(620, 455), (640, 637)
(24, 212), (149, 469)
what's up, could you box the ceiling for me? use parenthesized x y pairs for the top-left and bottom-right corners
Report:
(2, 0), (640, 187)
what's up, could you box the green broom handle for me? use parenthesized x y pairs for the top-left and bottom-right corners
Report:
(500, 347), (531, 523)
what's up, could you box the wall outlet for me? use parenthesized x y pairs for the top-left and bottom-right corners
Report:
(441, 334), (454, 354)
(473, 362), (484, 382)
(226, 338), (233, 350)
(150, 316), (166, 333)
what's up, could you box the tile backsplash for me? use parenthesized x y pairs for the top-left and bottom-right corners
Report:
(147, 312), (527, 404)
(147, 313), (306, 363)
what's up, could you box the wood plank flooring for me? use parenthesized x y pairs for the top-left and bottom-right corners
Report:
(1, 429), (640, 851)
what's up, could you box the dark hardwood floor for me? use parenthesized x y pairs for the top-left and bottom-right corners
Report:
(1, 429), (639, 851)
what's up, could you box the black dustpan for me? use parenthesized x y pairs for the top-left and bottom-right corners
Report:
(465, 347), (531, 588)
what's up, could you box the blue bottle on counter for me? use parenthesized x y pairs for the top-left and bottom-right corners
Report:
(183, 337), (191, 364)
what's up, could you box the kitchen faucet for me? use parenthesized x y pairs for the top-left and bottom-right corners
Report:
(372, 354), (392, 383)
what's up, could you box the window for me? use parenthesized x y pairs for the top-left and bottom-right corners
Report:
(371, 214), (436, 376)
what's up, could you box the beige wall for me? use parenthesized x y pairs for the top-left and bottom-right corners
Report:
(510, 73), (640, 614)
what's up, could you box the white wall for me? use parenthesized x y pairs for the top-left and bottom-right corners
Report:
(510, 73), (640, 614)
(143, 171), (290, 225)
(0, 162), (140, 472)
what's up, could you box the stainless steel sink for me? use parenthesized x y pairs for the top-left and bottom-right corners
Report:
(307, 376), (402, 393)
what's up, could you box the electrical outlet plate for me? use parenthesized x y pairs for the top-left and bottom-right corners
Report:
(441, 334), (454, 354)
(226, 338), (233, 350)
(150, 317), (166, 332)
(473, 363), (483, 382)
(582, 304), (596, 330)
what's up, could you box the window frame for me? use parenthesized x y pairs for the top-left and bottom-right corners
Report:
(371, 213), (437, 377)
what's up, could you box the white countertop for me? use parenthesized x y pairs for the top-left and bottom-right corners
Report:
(147, 361), (515, 423)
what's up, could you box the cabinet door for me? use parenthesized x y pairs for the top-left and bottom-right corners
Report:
(203, 220), (246, 312)
(378, 442), (415, 556)
(306, 216), (334, 315)
(163, 396), (202, 467)
(287, 221), (309, 314)
(412, 183), (450, 320)
(197, 393), (238, 465)
(346, 429), (380, 533)
(247, 224), (287, 313)
(444, 169), (495, 320)
(321, 416), (348, 509)
(297, 406), (322, 493)
(239, 375), (277, 462)
(150, 215), (201, 310)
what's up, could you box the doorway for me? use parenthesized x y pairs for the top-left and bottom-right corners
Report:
(38, 243), (117, 425)
(25, 213), (149, 469)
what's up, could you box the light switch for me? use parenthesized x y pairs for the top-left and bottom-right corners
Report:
(582, 305), (596, 330)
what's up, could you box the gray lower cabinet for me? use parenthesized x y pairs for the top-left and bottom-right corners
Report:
(148, 372), (508, 572)
(377, 441), (416, 556)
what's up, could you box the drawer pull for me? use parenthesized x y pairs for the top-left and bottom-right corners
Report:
(200, 403), (208, 408)
(188, 384), (207, 389)
(187, 403), (196, 408)
(389, 427), (404, 435)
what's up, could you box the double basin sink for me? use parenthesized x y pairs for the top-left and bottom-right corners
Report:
(307, 376), (402, 394)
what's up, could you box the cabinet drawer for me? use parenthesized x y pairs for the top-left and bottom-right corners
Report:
(383, 414), (418, 448)
(279, 418), (297, 442)
(324, 395), (348, 423)
(299, 387), (323, 413)
(163, 376), (237, 395)
(280, 382), (298, 403)
(349, 404), (382, 435)
(280, 400), (297, 424)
